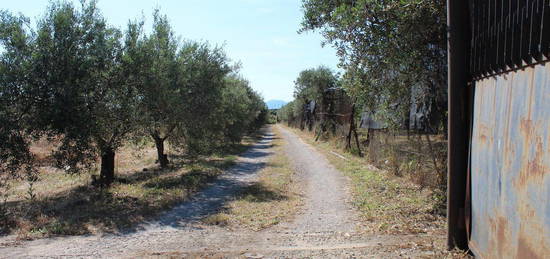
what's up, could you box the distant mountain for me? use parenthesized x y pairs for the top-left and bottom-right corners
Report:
(266, 99), (287, 110)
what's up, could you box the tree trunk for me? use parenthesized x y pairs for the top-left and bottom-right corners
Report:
(346, 125), (353, 151)
(346, 103), (363, 157)
(100, 147), (115, 186)
(365, 128), (372, 147)
(353, 124), (363, 157)
(346, 104), (355, 150)
(153, 135), (169, 168)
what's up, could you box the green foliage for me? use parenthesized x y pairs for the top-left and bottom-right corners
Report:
(138, 11), (182, 138)
(294, 66), (338, 102)
(277, 100), (295, 125)
(211, 74), (267, 146)
(30, 1), (141, 177)
(122, 10), (181, 168)
(300, 0), (447, 131)
(0, 10), (35, 180)
(278, 66), (340, 130)
(0, 1), (267, 185)
(175, 41), (232, 154)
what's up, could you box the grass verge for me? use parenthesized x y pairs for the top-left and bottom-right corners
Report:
(282, 125), (444, 234)
(280, 125), (471, 258)
(203, 127), (301, 230)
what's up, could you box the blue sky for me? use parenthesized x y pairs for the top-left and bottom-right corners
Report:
(2, 0), (340, 102)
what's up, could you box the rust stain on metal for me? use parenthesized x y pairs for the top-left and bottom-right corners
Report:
(516, 119), (548, 187)
(477, 124), (490, 146)
(495, 217), (508, 250)
(516, 201), (550, 259)
(487, 215), (512, 258)
(470, 61), (550, 258)
(517, 237), (539, 259)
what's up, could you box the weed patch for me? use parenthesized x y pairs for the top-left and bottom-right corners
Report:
(203, 127), (301, 231)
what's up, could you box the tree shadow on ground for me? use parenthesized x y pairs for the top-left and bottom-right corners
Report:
(139, 159), (268, 230)
(3, 185), (152, 237)
(234, 182), (288, 202)
(1, 131), (274, 238)
(142, 168), (219, 191)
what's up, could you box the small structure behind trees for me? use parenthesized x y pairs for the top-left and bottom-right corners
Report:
(278, 63), (448, 215)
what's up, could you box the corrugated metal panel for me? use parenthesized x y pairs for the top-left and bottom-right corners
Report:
(470, 61), (550, 258)
(359, 111), (386, 129)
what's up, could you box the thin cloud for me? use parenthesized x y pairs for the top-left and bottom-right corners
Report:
(256, 7), (274, 14)
(272, 37), (291, 47)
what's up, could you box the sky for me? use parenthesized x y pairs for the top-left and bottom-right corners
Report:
(2, 0), (340, 102)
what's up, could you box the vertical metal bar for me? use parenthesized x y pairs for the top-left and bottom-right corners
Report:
(506, 0), (513, 69)
(503, 0), (510, 67)
(447, 0), (471, 251)
(476, 0), (481, 75)
(510, 0), (517, 68)
(518, 0), (526, 64)
(493, 0), (499, 72)
(497, 0), (505, 71)
(520, 0), (531, 64)
(473, 0), (480, 76)
(528, 0), (539, 60)
(542, 0), (550, 59)
(490, 0), (497, 73)
(470, 0), (477, 76)
(512, 0), (524, 68)
(482, 0), (488, 76)
(534, 0), (544, 60)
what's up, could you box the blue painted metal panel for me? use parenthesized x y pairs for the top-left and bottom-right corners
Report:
(470, 61), (550, 258)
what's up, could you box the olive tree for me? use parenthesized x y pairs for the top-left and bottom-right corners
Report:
(1, 1), (266, 187)
(0, 10), (38, 205)
(127, 11), (180, 168)
(175, 42), (232, 155)
(218, 75), (267, 144)
(31, 1), (141, 185)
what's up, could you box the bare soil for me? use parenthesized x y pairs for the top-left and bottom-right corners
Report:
(0, 125), (448, 258)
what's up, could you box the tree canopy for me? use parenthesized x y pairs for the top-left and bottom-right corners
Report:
(300, 0), (447, 131)
(0, 0), (267, 186)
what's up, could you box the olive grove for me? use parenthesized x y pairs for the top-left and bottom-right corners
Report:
(0, 1), (267, 187)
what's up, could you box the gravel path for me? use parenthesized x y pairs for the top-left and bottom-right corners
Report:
(0, 125), (423, 258)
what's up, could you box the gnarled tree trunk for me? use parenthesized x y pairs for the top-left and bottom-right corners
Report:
(100, 147), (115, 186)
(153, 134), (169, 168)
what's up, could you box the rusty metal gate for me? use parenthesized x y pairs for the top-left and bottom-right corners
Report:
(448, 0), (549, 257)
(470, 62), (549, 258)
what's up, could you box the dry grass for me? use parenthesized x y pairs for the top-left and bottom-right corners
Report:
(203, 127), (301, 230)
(1, 134), (260, 239)
(282, 125), (473, 258)
(288, 126), (445, 234)
(293, 123), (448, 212)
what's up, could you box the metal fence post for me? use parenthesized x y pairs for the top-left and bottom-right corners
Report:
(447, 0), (471, 250)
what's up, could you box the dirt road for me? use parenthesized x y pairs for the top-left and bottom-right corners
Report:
(1, 125), (422, 258)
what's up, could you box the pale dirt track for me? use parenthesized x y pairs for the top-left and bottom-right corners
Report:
(0, 125), (435, 258)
